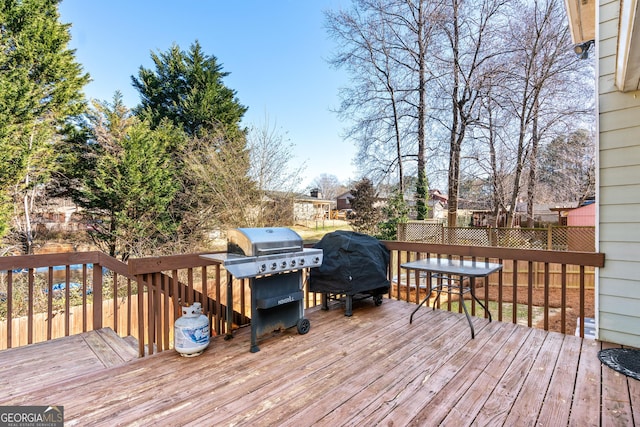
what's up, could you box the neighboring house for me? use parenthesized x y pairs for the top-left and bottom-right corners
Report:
(427, 190), (448, 221)
(293, 194), (333, 222)
(336, 190), (385, 212)
(263, 191), (333, 224)
(429, 189), (448, 204)
(515, 202), (578, 226)
(33, 198), (83, 233)
(566, 203), (597, 226)
(565, 0), (640, 347)
(336, 191), (353, 211)
(427, 200), (446, 221)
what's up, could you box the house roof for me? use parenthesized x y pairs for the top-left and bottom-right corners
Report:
(564, 0), (640, 91)
(263, 190), (332, 204)
(564, 0), (595, 44)
(615, 0), (640, 91)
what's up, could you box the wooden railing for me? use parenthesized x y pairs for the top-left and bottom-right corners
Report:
(0, 252), (127, 349)
(127, 253), (231, 357)
(0, 251), (223, 357)
(385, 242), (605, 337)
(0, 243), (605, 358)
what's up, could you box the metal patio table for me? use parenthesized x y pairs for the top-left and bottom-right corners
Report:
(401, 258), (503, 339)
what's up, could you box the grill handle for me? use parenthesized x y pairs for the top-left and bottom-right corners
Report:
(257, 246), (300, 255)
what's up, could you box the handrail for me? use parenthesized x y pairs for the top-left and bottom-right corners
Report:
(383, 242), (605, 267)
(0, 251), (102, 270)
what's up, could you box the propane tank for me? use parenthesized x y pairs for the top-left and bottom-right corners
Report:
(174, 302), (209, 357)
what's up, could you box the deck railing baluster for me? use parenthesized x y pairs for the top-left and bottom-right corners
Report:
(47, 266), (53, 340)
(544, 262), (550, 331)
(497, 259), (504, 322)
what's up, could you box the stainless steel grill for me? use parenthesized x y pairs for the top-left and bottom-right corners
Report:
(211, 228), (322, 279)
(227, 227), (303, 257)
(201, 227), (323, 352)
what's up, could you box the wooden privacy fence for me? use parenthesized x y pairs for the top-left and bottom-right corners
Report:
(398, 222), (596, 252)
(0, 242), (605, 357)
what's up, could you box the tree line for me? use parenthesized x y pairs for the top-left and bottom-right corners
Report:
(2, 0), (305, 258)
(326, 0), (596, 227)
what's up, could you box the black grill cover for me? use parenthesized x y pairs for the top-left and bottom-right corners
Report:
(309, 231), (390, 295)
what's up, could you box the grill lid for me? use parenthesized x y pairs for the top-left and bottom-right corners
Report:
(227, 227), (303, 257)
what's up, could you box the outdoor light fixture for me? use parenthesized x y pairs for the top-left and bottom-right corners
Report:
(574, 40), (595, 59)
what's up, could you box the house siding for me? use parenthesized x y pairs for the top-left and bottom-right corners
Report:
(597, 0), (640, 347)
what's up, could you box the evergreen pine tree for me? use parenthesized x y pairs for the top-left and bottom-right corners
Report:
(0, 0), (89, 248)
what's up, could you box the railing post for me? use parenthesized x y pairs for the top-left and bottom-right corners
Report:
(547, 224), (553, 250)
(136, 275), (145, 357)
(93, 263), (103, 329)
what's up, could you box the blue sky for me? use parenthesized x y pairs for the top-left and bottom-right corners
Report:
(58, 0), (356, 190)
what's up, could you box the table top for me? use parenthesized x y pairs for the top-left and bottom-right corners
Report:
(401, 258), (503, 277)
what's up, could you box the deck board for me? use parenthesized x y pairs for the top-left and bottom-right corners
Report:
(536, 333), (583, 425)
(472, 327), (549, 425)
(601, 341), (634, 426)
(570, 338), (602, 426)
(502, 331), (566, 425)
(0, 328), (136, 399)
(412, 321), (523, 426)
(369, 318), (499, 425)
(0, 298), (638, 426)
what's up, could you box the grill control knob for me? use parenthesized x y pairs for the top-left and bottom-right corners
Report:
(280, 261), (287, 269)
(313, 257), (321, 264)
(290, 260), (296, 267)
(271, 262), (277, 270)
(260, 264), (267, 273)
(298, 258), (305, 266)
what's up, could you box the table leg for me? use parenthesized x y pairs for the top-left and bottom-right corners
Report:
(410, 271), (433, 324)
(431, 273), (444, 310)
(458, 285), (475, 339)
(469, 277), (492, 322)
(410, 294), (431, 324)
(409, 275), (449, 324)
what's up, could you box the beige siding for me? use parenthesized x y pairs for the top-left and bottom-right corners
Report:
(597, 0), (640, 347)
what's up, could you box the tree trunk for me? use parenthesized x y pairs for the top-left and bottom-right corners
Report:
(22, 133), (35, 254)
(416, 0), (428, 220)
(526, 97), (540, 228)
(447, 0), (461, 227)
(391, 90), (404, 195)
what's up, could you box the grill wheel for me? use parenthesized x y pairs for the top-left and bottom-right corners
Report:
(297, 318), (311, 334)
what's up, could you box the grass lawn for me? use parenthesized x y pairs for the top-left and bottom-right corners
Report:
(292, 221), (352, 244)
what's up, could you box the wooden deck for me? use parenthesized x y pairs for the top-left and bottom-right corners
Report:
(0, 298), (638, 426)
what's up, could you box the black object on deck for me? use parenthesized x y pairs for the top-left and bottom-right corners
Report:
(309, 231), (390, 316)
(598, 348), (640, 381)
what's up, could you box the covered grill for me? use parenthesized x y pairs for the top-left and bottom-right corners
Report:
(202, 227), (323, 352)
(309, 230), (390, 316)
